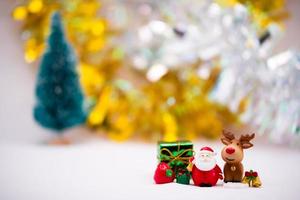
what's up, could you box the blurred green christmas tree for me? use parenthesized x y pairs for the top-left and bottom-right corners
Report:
(34, 12), (86, 132)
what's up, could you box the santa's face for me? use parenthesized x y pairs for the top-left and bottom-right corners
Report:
(194, 152), (216, 171)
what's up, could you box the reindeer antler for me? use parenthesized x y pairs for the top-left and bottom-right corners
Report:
(222, 130), (235, 140)
(239, 133), (255, 142)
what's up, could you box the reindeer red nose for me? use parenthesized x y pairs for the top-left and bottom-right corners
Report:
(226, 147), (235, 154)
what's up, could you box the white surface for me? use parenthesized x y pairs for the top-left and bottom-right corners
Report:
(1, 1), (300, 200)
(1, 140), (300, 200)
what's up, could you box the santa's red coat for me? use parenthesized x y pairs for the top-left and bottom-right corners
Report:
(191, 164), (222, 186)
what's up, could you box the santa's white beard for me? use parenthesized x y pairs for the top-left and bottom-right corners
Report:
(195, 158), (216, 171)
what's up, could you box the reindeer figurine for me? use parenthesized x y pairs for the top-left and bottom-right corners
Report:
(221, 130), (255, 183)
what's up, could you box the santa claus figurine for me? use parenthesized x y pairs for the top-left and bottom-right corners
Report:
(188, 146), (223, 187)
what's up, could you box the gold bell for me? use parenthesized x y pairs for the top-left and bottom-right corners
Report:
(241, 176), (248, 184)
(252, 176), (262, 187)
(187, 163), (193, 172)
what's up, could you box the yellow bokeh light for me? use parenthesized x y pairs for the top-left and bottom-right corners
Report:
(78, 1), (100, 16)
(24, 38), (39, 63)
(162, 112), (178, 142)
(91, 20), (105, 36)
(12, 6), (28, 20)
(86, 37), (105, 52)
(28, 0), (43, 13)
(88, 86), (111, 126)
(79, 63), (104, 95)
(25, 49), (38, 63)
(108, 114), (134, 141)
(216, 0), (238, 7)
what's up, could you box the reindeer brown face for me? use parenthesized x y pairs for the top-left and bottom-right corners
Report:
(221, 130), (255, 164)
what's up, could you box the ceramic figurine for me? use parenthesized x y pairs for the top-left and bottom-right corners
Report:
(189, 146), (223, 187)
(221, 130), (255, 183)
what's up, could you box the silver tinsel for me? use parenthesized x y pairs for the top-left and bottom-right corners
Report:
(106, 0), (300, 146)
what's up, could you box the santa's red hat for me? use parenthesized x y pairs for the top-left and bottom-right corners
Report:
(199, 146), (216, 155)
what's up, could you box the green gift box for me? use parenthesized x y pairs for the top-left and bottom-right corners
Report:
(157, 141), (194, 184)
(176, 171), (191, 185)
